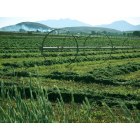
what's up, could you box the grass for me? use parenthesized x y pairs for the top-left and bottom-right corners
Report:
(0, 32), (140, 123)
(0, 81), (140, 123)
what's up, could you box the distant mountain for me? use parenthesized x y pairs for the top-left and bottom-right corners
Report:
(0, 22), (121, 34)
(0, 22), (52, 32)
(98, 20), (140, 31)
(38, 19), (92, 28)
(1, 20), (139, 33)
(63, 26), (121, 34)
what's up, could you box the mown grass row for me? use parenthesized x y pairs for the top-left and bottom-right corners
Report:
(0, 80), (140, 123)
(0, 49), (140, 58)
(2, 52), (140, 69)
(0, 50), (140, 58)
(1, 62), (140, 88)
(45, 62), (140, 87)
(0, 49), (40, 53)
(1, 80), (139, 104)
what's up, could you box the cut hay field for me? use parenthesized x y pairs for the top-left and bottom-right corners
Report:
(0, 32), (140, 122)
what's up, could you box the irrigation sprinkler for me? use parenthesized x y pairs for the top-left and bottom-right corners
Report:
(83, 33), (115, 60)
(40, 30), (140, 66)
(117, 36), (140, 56)
(40, 29), (79, 65)
(40, 30), (117, 65)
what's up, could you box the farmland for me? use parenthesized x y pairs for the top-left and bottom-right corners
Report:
(0, 31), (140, 123)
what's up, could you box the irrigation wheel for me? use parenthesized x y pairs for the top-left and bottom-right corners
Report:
(40, 29), (79, 66)
(83, 34), (114, 62)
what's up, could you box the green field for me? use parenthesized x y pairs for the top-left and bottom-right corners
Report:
(0, 32), (140, 123)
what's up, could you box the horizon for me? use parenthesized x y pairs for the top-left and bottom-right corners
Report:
(0, 17), (140, 28)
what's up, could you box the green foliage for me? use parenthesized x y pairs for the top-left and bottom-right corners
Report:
(133, 31), (140, 37)
(0, 32), (140, 122)
(0, 84), (140, 123)
(46, 62), (140, 87)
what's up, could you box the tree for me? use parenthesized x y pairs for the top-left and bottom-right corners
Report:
(91, 31), (96, 35)
(36, 29), (41, 33)
(123, 32), (126, 36)
(27, 31), (33, 35)
(133, 31), (140, 37)
(19, 28), (26, 32)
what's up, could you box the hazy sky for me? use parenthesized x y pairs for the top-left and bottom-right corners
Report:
(0, 0), (140, 27)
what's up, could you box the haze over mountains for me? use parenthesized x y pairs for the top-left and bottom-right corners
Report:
(0, 18), (140, 32)
(37, 19), (140, 31)
(38, 19), (91, 28)
(98, 20), (140, 31)
(0, 22), (52, 32)
(0, 22), (120, 34)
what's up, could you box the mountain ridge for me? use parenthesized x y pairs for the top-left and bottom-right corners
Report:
(0, 22), (52, 32)
(98, 20), (140, 31)
(38, 19), (92, 28)
(63, 26), (120, 34)
(0, 21), (121, 34)
(0, 19), (140, 32)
